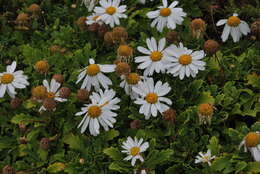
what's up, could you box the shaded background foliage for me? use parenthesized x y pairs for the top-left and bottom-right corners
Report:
(0, 0), (260, 173)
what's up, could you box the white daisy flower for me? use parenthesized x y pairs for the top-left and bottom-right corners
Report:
(132, 78), (172, 120)
(119, 73), (143, 99)
(195, 149), (216, 166)
(81, 0), (98, 12)
(121, 137), (149, 166)
(75, 89), (120, 136)
(0, 61), (29, 98)
(146, 0), (187, 32)
(216, 13), (250, 42)
(94, 0), (127, 28)
(39, 79), (67, 112)
(239, 132), (260, 161)
(76, 58), (115, 91)
(165, 43), (206, 80)
(135, 37), (170, 76)
(86, 13), (103, 25)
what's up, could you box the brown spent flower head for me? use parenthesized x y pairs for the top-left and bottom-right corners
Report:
(190, 18), (206, 39)
(112, 26), (128, 43)
(104, 32), (114, 45)
(59, 87), (71, 99)
(32, 85), (47, 100)
(19, 137), (28, 144)
(130, 120), (141, 129)
(27, 4), (41, 14)
(49, 45), (62, 53)
(52, 74), (64, 84)
(76, 17), (87, 30)
(10, 98), (23, 109)
(40, 137), (50, 150)
(251, 21), (260, 40)
(43, 98), (57, 111)
(166, 31), (179, 43)
(245, 132), (260, 148)
(198, 103), (214, 125)
(88, 23), (100, 32)
(19, 123), (26, 132)
(162, 108), (176, 123)
(115, 62), (131, 76)
(77, 89), (89, 101)
(16, 13), (29, 22)
(117, 45), (133, 59)
(2, 165), (14, 174)
(204, 40), (219, 54)
(34, 60), (49, 74)
(98, 25), (108, 38)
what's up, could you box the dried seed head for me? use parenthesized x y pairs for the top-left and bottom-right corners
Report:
(43, 98), (57, 111)
(115, 62), (131, 76)
(204, 40), (219, 54)
(162, 108), (176, 123)
(32, 85), (47, 100)
(88, 23), (100, 32)
(76, 17), (87, 30)
(77, 89), (89, 101)
(166, 31), (179, 43)
(251, 21), (260, 40)
(34, 60), (49, 74)
(104, 32), (114, 45)
(27, 4), (41, 14)
(19, 137), (28, 144)
(198, 103), (214, 125)
(59, 87), (71, 99)
(2, 165), (14, 174)
(16, 13), (29, 22)
(245, 132), (260, 148)
(190, 18), (206, 39)
(112, 27), (128, 43)
(98, 25), (108, 38)
(19, 123), (26, 132)
(130, 120), (141, 129)
(40, 137), (50, 150)
(117, 45), (133, 59)
(10, 98), (23, 109)
(49, 45), (62, 53)
(52, 74), (64, 84)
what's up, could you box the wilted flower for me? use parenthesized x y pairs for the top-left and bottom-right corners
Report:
(239, 132), (260, 161)
(190, 18), (206, 39)
(34, 60), (49, 74)
(162, 108), (176, 123)
(122, 137), (149, 166)
(195, 149), (216, 166)
(59, 87), (71, 99)
(10, 97), (23, 109)
(197, 103), (214, 125)
(204, 40), (219, 54)
(115, 62), (131, 76)
(112, 26), (128, 43)
(117, 44), (133, 62)
(104, 31), (114, 45)
(76, 89), (89, 102)
(52, 74), (64, 84)
(130, 120), (141, 129)
(27, 4), (41, 18)
(251, 20), (260, 40)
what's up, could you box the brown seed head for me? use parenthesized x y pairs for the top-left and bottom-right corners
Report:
(34, 60), (49, 74)
(43, 98), (57, 111)
(52, 74), (64, 84)
(77, 89), (89, 101)
(162, 108), (176, 123)
(40, 137), (50, 150)
(59, 87), (71, 99)
(104, 32), (114, 45)
(115, 62), (131, 76)
(32, 85), (47, 100)
(76, 17), (87, 30)
(251, 21), (260, 40)
(10, 98), (23, 109)
(16, 13), (29, 22)
(112, 26), (128, 43)
(27, 4), (41, 13)
(98, 25), (108, 38)
(190, 18), (206, 39)
(204, 40), (219, 54)
(117, 45), (133, 58)
(130, 120), (141, 129)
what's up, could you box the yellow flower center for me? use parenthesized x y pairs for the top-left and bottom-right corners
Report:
(86, 64), (100, 76)
(203, 155), (210, 161)
(150, 51), (163, 62)
(117, 45), (133, 57)
(126, 73), (140, 85)
(179, 54), (192, 65)
(106, 6), (116, 15)
(130, 146), (140, 156)
(245, 132), (260, 148)
(88, 105), (102, 118)
(227, 16), (241, 27)
(1, 74), (14, 84)
(35, 60), (48, 70)
(47, 92), (55, 99)
(198, 103), (214, 116)
(32, 85), (47, 99)
(93, 15), (99, 21)
(160, 8), (171, 17)
(146, 93), (158, 104)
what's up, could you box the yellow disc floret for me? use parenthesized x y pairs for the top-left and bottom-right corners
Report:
(227, 16), (241, 27)
(146, 93), (158, 104)
(86, 64), (100, 76)
(106, 6), (116, 15)
(245, 132), (260, 148)
(88, 105), (102, 118)
(47, 92), (55, 99)
(130, 146), (140, 156)
(160, 8), (171, 17)
(179, 54), (192, 65)
(198, 103), (214, 116)
(150, 51), (163, 61)
(126, 73), (140, 85)
(1, 74), (14, 84)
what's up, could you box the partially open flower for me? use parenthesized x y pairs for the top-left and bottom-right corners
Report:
(117, 44), (133, 62)
(59, 87), (71, 99)
(52, 74), (64, 84)
(76, 89), (89, 102)
(112, 26), (128, 43)
(239, 132), (260, 161)
(2, 165), (14, 174)
(43, 98), (57, 111)
(40, 137), (50, 150)
(190, 18), (206, 39)
(166, 31), (179, 43)
(76, 16), (88, 31)
(27, 4), (41, 18)
(10, 97), (23, 109)
(204, 40), (219, 54)
(104, 31), (114, 45)
(162, 108), (176, 123)
(32, 85), (47, 100)
(34, 60), (49, 74)
(115, 62), (131, 76)
(251, 20), (260, 40)
(197, 103), (214, 125)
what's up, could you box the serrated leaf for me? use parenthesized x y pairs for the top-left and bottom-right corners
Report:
(103, 147), (122, 160)
(235, 161), (247, 173)
(211, 156), (230, 172)
(108, 162), (129, 173)
(146, 149), (174, 168)
(47, 162), (66, 173)
(104, 129), (120, 141)
(196, 92), (215, 104)
(247, 74), (260, 88)
(207, 136), (220, 155)
(11, 113), (42, 124)
(63, 133), (83, 151)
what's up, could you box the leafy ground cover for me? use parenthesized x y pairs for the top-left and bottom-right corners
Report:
(0, 0), (260, 173)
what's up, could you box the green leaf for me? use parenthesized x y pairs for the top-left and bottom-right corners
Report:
(108, 162), (129, 173)
(104, 129), (120, 141)
(146, 149), (174, 168)
(11, 113), (42, 125)
(247, 162), (260, 173)
(207, 136), (221, 155)
(63, 133), (83, 151)
(47, 162), (66, 173)
(103, 147), (122, 160)
(235, 161), (247, 173)
(211, 156), (231, 172)
(38, 148), (48, 161)
(196, 92), (215, 104)
(247, 74), (260, 88)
